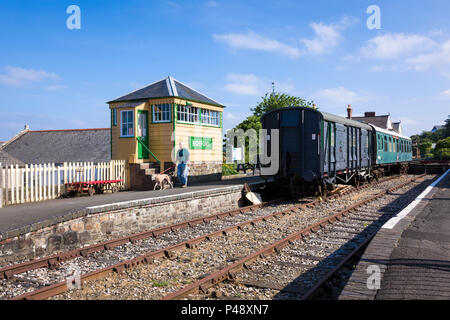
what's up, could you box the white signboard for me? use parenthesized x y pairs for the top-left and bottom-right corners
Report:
(232, 148), (243, 161)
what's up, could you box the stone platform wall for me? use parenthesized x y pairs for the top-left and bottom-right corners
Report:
(186, 161), (222, 183)
(0, 185), (244, 266)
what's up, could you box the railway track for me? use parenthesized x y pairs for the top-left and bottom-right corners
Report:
(165, 174), (431, 300)
(0, 174), (419, 300)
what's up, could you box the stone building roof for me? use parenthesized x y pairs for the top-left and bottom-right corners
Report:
(1, 128), (110, 165)
(351, 112), (393, 130)
(0, 150), (24, 167)
(108, 76), (224, 107)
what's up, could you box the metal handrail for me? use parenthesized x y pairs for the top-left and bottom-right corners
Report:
(136, 137), (160, 163)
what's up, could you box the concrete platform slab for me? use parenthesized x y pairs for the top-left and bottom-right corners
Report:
(339, 170), (450, 300)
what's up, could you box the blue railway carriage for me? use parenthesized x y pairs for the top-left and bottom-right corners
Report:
(261, 107), (374, 195)
(371, 125), (412, 177)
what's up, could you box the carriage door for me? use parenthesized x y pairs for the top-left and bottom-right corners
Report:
(361, 129), (369, 168)
(330, 123), (336, 175)
(355, 128), (360, 170)
(335, 123), (347, 171)
(323, 121), (336, 177)
(323, 121), (329, 175)
(137, 110), (149, 159)
(348, 127), (354, 171)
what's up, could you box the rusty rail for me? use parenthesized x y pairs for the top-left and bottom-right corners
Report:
(0, 200), (276, 280)
(162, 174), (426, 300)
(10, 174), (408, 300)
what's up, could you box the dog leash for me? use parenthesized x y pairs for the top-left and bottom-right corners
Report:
(160, 164), (176, 174)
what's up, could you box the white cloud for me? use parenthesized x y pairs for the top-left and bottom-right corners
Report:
(300, 17), (357, 55)
(224, 73), (294, 96)
(214, 17), (357, 59)
(213, 31), (300, 58)
(225, 73), (266, 96)
(224, 112), (241, 120)
(406, 39), (450, 74)
(361, 33), (435, 59)
(314, 87), (378, 109)
(370, 65), (385, 72)
(439, 89), (450, 99)
(0, 66), (59, 86)
(301, 23), (342, 55)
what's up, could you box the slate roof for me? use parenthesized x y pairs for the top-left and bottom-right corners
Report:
(392, 122), (402, 134)
(1, 129), (110, 165)
(0, 150), (24, 167)
(108, 76), (224, 107)
(432, 125), (445, 132)
(352, 115), (390, 129)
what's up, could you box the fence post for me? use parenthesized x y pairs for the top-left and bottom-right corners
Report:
(5, 166), (9, 205)
(31, 164), (35, 202)
(10, 165), (15, 204)
(57, 164), (61, 197)
(15, 164), (19, 204)
(0, 163), (2, 208)
(51, 163), (55, 199)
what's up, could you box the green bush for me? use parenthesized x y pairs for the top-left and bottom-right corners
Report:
(222, 163), (238, 176)
(434, 137), (450, 159)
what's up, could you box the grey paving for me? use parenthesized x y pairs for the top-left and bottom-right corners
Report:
(376, 172), (450, 299)
(0, 176), (263, 237)
(339, 172), (450, 300)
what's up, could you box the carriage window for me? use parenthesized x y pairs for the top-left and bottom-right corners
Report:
(384, 136), (387, 152)
(389, 137), (392, 152)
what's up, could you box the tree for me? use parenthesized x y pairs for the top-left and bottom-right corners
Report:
(445, 115), (450, 138)
(251, 92), (315, 118)
(418, 141), (433, 159)
(236, 115), (262, 133)
(434, 137), (450, 160)
(229, 92), (315, 163)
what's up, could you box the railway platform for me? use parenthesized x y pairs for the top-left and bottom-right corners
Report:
(0, 175), (265, 264)
(339, 169), (450, 300)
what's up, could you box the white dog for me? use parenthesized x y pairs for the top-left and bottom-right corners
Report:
(153, 173), (174, 190)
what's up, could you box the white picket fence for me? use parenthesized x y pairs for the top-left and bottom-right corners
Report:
(0, 160), (127, 207)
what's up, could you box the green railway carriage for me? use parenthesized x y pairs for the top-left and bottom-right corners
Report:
(372, 126), (412, 165)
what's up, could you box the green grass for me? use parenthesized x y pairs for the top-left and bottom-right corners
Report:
(152, 280), (170, 287)
(222, 163), (239, 176)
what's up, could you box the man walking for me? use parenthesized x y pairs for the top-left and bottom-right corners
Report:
(176, 141), (190, 188)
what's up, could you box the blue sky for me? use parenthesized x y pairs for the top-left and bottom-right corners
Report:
(0, 0), (449, 141)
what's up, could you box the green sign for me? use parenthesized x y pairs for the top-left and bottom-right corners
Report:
(190, 136), (213, 150)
